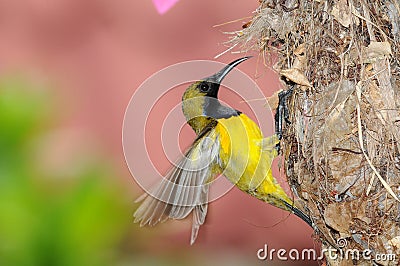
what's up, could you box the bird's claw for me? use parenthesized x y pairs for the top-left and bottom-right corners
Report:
(275, 86), (294, 152)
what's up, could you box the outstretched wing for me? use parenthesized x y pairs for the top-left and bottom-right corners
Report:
(134, 126), (222, 244)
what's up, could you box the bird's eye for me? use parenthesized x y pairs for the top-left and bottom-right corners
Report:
(200, 83), (209, 92)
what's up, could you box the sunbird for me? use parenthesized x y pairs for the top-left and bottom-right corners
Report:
(134, 57), (312, 244)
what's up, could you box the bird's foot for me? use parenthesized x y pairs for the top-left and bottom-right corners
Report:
(274, 85), (294, 152)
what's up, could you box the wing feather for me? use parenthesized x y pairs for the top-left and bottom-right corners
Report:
(134, 126), (221, 244)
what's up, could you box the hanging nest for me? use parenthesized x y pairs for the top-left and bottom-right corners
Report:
(228, 0), (400, 265)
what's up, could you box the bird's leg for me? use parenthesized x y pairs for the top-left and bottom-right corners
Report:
(275, 85), (294, 152)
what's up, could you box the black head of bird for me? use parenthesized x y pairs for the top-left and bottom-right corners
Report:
(182, 57), (251, 134)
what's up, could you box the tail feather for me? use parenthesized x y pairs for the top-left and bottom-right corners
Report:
(283, 201), (313, 227)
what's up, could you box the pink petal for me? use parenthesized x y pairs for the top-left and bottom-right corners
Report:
(152, 0), (179, 14)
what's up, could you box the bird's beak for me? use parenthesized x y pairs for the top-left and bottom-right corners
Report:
(205, 56), (252, 84)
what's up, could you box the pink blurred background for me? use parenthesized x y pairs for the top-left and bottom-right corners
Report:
(0, 0), (317, 265)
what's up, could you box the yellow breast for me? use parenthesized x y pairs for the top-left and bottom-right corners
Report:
(216, 114), (292, 207)
(216, 114), (269, 191)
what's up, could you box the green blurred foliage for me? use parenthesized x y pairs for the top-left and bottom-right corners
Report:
(0, 78), (132, 266)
